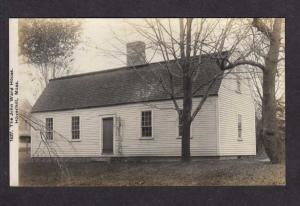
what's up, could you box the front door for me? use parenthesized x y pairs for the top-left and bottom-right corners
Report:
(102, 117), (113, 154)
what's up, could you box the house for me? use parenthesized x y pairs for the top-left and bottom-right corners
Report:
(30, 41), (256, 158)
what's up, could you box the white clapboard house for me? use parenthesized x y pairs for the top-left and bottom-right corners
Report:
(30, 41), (256, 158)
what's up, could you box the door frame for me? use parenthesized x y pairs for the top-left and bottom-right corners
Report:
(99, 114), (116, 156)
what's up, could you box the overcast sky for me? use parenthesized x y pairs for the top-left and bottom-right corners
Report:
(18, 18), (189, 105)
(18, 19), (156, 105)
(73, 18), (147, 73)
(16, 18), (285, 106)
(70, 18), (180, 74)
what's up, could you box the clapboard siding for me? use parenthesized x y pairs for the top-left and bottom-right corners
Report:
(218, 71), (256, 156)
(31, 97), (218, 157)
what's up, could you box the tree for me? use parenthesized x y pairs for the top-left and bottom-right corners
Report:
(96, 18), (284, 163)
(241, 20), (285, 157)
(19, 19), (82, 88)
(220, 18), (285, 163)
(254, 19), (284, 164)
(98, 18), (248, 161)
(249, 18), (284, 163)
(276, 95), (285, 156)
(19, 112), (73, 179)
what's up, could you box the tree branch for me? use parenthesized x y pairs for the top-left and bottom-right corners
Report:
(191, 74), (219, 122)
(222, 59), (266, 71)
(252, 18), (272, 39)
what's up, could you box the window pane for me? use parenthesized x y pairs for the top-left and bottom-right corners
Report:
(46, 132), (53, 140)
(238, 114), (242, 139)
(149, 127), (152, 136)
(72, 116), (80, 139)
(142, 127), (152, 137)
(143, 127), (146, 136)
(141, 111), (152, 137)
(178, 110), (183, 136)
(143, 112), (150, 125)
(45, 118), (53, 140)
(72, 130), (80, 139)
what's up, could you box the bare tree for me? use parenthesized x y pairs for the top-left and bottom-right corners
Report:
(220, 18), (285, 163)
(258, 18), (285, 163)
(245, 20), (285, 116)
(19, 112), (76, 179)
(245, 25), (285, 156)
(93, 18), (249, 161)
(92, 18), (284, 163)
(19, 19), (82, 88)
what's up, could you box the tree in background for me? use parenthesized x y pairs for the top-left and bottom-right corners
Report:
(19, 19), (82, 88)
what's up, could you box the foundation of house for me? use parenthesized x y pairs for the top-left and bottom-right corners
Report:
(29, 155), (255, 163)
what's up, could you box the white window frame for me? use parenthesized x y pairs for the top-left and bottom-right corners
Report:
(71, 116), (81, 141)
(45, 117), (53, 141)
(140, 110), (153, 140)
(238, 114), (242, 141)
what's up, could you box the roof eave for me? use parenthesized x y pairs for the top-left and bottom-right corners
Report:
(31, 93), (219, 114)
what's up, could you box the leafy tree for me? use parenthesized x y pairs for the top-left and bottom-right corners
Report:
(19, 19), (82, 88)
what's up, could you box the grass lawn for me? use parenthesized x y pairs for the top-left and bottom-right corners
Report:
(19, 152), (285, 186)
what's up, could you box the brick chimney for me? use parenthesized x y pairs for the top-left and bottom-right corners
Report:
(126, 41), (146, 66)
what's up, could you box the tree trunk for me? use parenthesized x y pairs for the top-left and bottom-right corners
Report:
(261, 19), (284, 164)
(182, 68), (192, 161)
(261, 69), (281, 163)
(255, 117), (265, 156)
(179, 18), (193, 162)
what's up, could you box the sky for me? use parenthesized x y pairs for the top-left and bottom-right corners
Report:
(18, 18), (183, 105)
(18, 19), (151, 105)
(16, 18), (285, 106)
(70, 18), (170, 73)
(72, 19), (144, 72)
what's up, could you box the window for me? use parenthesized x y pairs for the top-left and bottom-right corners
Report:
(178, 109), (183, 137)
(141, 111), (152, 137)
(236, 76), (241, 93)
(72, 116), (80, 140)
(238, 114), (242, 140)
(45, 118), (53, 140)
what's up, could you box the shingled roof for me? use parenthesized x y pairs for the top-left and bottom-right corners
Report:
(31, 55), (224, 113)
